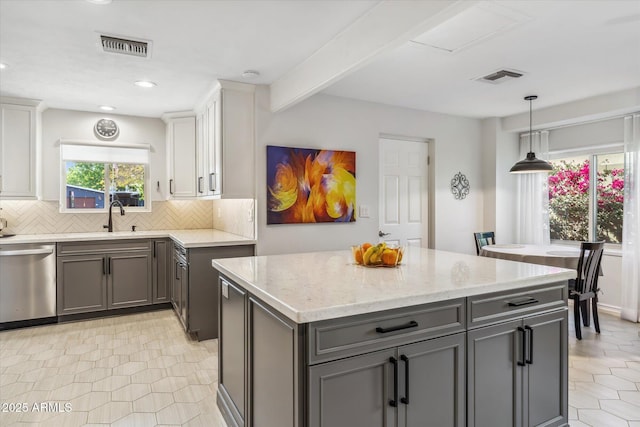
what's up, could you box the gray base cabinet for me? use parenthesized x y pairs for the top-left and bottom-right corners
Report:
(57, 240), (152, 315)
(467, 287), (569, 427)
(173, 243), (255, 341)
(217, 276), (568, 427)
(152, 239), (171, 303)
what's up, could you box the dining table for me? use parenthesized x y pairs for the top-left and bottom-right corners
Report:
(479, 243), (582, 270)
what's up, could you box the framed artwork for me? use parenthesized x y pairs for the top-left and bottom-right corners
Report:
(267, 145), (356, 224)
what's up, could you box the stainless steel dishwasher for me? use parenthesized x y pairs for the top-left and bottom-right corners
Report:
(0, 243), (56, 323)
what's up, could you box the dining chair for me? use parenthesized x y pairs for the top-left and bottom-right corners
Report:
(474, 232), (495, 255)
(570, 241), (605, 340)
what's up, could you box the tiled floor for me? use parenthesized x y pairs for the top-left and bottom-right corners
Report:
(0, 307), (638, 426)
(0, 310), (227, 426)
(568, 308), (640, 427)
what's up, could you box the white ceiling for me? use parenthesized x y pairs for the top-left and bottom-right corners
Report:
(1, 0), (639, 119)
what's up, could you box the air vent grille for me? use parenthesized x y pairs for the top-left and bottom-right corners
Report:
(475, 68), (525, 84)
(100, 35), (149, 58)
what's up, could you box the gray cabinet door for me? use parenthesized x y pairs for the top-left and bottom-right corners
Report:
(152, 239), (171, 303)
(523, 310), (568, 427)
(249, 296), (302, 427)
(467, 319), (523, 427)
(108, 251), (152, 309)
(219, 278), (246, 426)
(398, 333), (465, 427)
(171, 252), (186, 329)
(308, 348), (397, 427)
(57, 255), (108, 315)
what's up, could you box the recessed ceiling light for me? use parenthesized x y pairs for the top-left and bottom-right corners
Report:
(85, 0), (112, 4)
(0, 63), (8, 70)
(134, 80), (157, 88)
(100, 105), (116, 111)
(242, 70), (260, 79)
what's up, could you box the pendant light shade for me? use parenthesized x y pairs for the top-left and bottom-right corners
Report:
(510, 95), (553, 174)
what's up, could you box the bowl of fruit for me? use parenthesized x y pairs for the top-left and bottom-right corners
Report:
(352, 242), (404, 267)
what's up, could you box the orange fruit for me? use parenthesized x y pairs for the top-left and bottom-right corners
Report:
(354, 248), (363, 264)
(362, 242), (372, 251)
(381, 249), (398, 266)
(397, 248), (403, 263)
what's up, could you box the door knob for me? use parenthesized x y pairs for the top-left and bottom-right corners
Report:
(379, 231), (390, 237)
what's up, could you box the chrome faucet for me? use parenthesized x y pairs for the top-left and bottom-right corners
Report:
(103, 200), (125, 232)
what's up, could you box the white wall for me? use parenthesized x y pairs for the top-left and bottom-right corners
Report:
(40, 109), (167, 202)
(254, 88), (483, 255)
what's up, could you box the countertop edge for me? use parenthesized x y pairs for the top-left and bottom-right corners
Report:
(0, 229), (256, 248)
(212, 259), (575, 324)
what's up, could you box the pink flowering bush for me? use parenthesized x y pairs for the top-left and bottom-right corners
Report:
(548, 160), (624, 243)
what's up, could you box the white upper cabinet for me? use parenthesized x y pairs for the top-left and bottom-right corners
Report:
(194, 80), (255, 199)
(216, 80), (255, 199)
(0, 97), (41, 199)
(164, 114), (197, 199)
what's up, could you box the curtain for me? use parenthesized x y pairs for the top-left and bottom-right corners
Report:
(516, 131), (551, 245)
(621, 114), (640, 323)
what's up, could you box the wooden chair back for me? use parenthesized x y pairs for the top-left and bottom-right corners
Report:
(574, 242), (605, 294)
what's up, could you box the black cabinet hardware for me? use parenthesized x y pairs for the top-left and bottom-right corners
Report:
(169, 179), (174, 195)
(389, 356), (398, 407)
(209, 173), (216, 192)
(376, 320), (418, 334)
(508, 297), (539, 307)
(525, 325), (533, 364)
(400, 354), (410, 405)
(198, 177), (203, 194)
(517, 326), (527, 366)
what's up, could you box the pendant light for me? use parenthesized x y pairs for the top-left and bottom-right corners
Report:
(509, 95), (553, 173)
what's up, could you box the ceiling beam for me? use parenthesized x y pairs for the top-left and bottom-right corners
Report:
(269, 0), (475, 113)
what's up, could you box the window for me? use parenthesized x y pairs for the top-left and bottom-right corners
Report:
(548, 151), (624, 244)
(60, 142), (150, 212)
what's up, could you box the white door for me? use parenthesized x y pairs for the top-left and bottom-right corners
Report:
(379, 138), (428, 247)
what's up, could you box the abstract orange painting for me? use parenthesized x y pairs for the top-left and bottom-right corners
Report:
(267, 145), (356, 224)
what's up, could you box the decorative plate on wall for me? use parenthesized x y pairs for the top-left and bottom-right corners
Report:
(451, 171), (470, 200)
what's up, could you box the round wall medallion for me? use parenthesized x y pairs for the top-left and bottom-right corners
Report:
(450, 171), (470, 200)
(94, 118), (119, 140)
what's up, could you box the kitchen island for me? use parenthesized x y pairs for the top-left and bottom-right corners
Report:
(212, 247), (575, 427)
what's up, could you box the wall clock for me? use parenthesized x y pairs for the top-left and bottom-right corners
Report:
(94, 118), (119, 140)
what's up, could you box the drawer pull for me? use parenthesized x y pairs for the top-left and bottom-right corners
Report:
(525, 325), (533, 364)
(376, 320), (418, 334)
(389, 356), (398, 407)
(507, 297), (539, 307)
(517, 326), (527, 366)
(400, 354), (410, 405)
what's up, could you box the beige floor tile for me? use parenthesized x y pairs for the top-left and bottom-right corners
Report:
(147, 355), (179, 369)
(43, 354), (81, 368)
(32, 373), (76, 391)
(151, 376), (189, 393)
(130, 368), (167, 384)
(173, 385), (212, 403)
(91, 375), (131, 392)
(94, 354), (130, 369)
(3, 359), (43, 374)
(578, 408), (630, 427)
(73, 367), (112, 383)
(166, 362), (198, 377)
(46, 410), (89, 427)
(86, 401), (132, 424)
(620, 391), (640, 407)
(155, 402), (200, 425)
(52, 382), (94, 400)
(128, 349), (162, 362)
(595, 373), (639, 391)
(111, 412), (157, 427)
(112, 361), (147, 376)
(612, 367), (640, 382)
(601, 399), (640, 420)
(57, 360), (96, 375)
(111, 383), (152, 402)
(69, 391), (111, 411)
(133, 392), (175, 413)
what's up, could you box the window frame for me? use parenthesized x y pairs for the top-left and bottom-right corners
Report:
(548, 143), (624, 249)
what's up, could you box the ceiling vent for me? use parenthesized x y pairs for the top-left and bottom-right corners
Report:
(97, 34), (152, 58)
(475, 68), (525, 84)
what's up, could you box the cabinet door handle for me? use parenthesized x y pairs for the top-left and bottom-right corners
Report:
(525, 325), (533, 364)
(376, 320), (418, 334)
(169, 179), (174, 195)
(508, 297), (538, 307)
(153, 242), (157, 259)
(517, 327), (527, 366)
(198, 177), (204, 194)
(389, 356), (398, 407)
(107, 257), (111, 275)
(103, 257), (107, 275)
(209, 172), (216, 192)
(400, 354), (409, 405)
(175, 262), (180, 280)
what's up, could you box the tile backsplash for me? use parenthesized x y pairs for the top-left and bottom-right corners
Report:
(0, 200), (214, 234)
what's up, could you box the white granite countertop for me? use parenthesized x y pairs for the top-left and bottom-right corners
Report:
(0, 229), (255, 248)
(211, 247), (576, 324)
